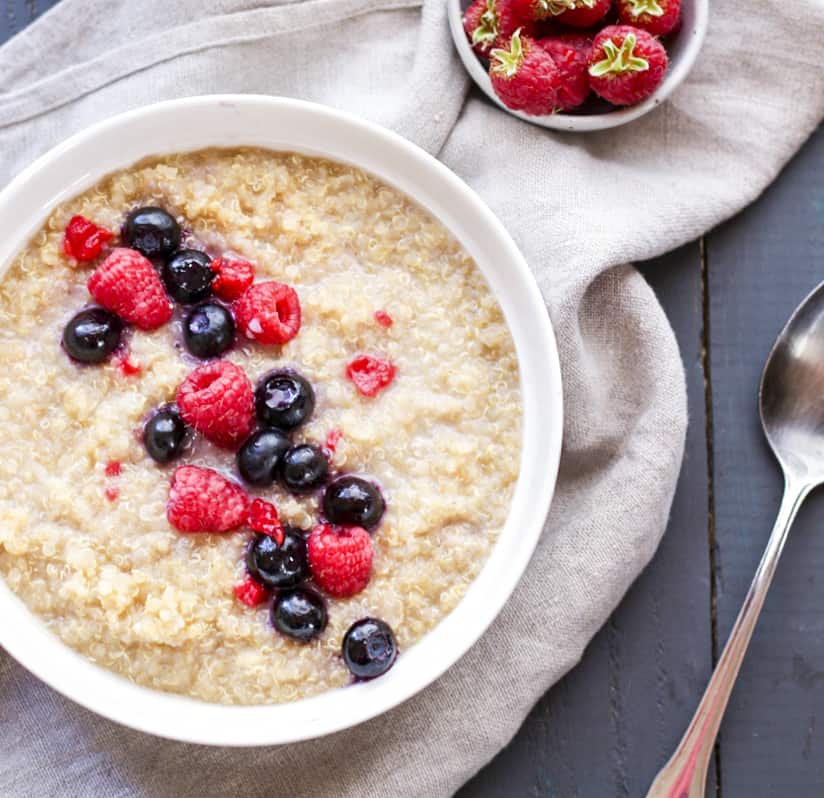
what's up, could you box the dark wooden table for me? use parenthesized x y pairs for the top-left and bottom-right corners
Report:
(3, 3), (824, 796)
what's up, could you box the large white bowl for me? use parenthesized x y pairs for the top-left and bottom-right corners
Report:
(0, 95), (563, 746)
(449, 0), (709, 132)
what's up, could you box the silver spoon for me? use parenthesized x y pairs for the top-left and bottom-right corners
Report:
(646, 279), (824, 797)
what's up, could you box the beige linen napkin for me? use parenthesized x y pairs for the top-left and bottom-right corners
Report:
(1, 1), (823, 796)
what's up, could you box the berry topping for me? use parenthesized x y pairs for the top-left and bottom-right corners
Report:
(248, 498), (284, 544)
(183, 302), (236, 359)
(211, 257), (255, 301)
(271, 588), (327, 642)
(104, 460), (122, 477)
(233, 575), (270, 608)
(122, 206), (180, 260)
(63, 215), (113, 262)
(234, 281), (301, 345)
(255, 370), (315, 430)
(167, 465), (249, 533)
(588, 25), (668, 106)
(247, 529), (309, 589)
(280, 444), (329, 493)
(143, 406), (187, 464)
(324, 428), (343, 454)
(176, 361), (255, 449)
(489, 30), (561, 116)
(346, 354), (397, 397)
(323, 475), (386, 531)
(162, 249), (214, 304)
(104, 487), (120, 502)
(116, 354), (142, 377)
(617, 0), (681, 36)
(62, 307), (123, 364)
(307, 524), (373, 598)
(342, 618), (398, 680)
(374, 310), (393, 328)
(88, 248), (172, 330)
(237, 428), (290, 487)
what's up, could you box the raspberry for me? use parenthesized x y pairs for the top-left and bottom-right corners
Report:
(88, 248), (172, 330)
(211, 256), (255, 301)
(537, 34), (591, 110)
(63, 215), (113, 262)
(617, 0), (681, 36)
(167, 465), (249, 533)
(115, 353), (142, 377)
(489, 30), (561, 116)
(233, 575), (271, 607)
(324, 427), (344, 454)
(374, 310), (393, 328)
(104, 460), (122, 477)
(234, 281), (301, 345)
(176, 361), (255, 448)
(307, 524), (373, 598)
(463, 0), (536, 59)
(588, 25), (668, 106)
(346, 354), (397, 397)
(248, 498), (284, 545)
(539, 0), (611, 27)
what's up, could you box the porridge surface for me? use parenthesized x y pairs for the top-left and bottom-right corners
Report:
(0, 148), (521, 705)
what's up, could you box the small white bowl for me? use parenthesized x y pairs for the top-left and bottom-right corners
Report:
(449, 0), (709, 132)
(0, 95), (563, 745)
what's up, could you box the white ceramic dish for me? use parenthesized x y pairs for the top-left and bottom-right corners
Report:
(0, 95), (563, 746)
(449, 0), (709, 132)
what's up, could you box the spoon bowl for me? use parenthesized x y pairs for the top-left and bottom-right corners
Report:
(760, 279), (824, 484)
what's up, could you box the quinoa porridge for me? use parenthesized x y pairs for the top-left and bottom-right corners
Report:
(0, 148), (521, 705)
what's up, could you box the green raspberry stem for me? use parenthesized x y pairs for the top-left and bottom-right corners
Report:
(490, 29), (526, 79)
(625, 0), (665, 17)
(537, 0), (596, 15)
(471, 0), (500, 47)
(588, 33), (649, 77)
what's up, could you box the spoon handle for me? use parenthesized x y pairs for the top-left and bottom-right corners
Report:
(645, 479), (809, 798)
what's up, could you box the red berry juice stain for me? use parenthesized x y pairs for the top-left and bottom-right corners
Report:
(104, 486), (120, 502)
(374, 310), (393, 328)
(325, 428), (344, 454)
(105, 460), (122, 477)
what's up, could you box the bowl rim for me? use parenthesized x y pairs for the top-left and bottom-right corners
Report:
(0, 94), (563, 746)
(448, 0), (710, 132)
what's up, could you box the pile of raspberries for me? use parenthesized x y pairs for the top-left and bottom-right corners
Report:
(463, 0), (681, 114)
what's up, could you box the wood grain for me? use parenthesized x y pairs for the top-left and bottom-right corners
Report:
(459, 244), (715, 797)
(706, 122), (824, 797)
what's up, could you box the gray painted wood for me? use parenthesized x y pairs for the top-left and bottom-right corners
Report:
(707, 123), (824, 797)
(458, 244), (713, 798)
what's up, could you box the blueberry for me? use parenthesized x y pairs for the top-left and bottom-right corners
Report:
(255, 370), (315, 430)
(280, 444), (328, 493)
(62, 307), (122, 364)
(323, 476), (385, 531)
(247, 529), (308, 589)
(342, 618), (398, 680)
(162, 249), (214, 304)
(143, 406), (187, 464)
(183, 302), (235, 359)
(123, 207), (180, 259)
(271, 588), (327, 642)
(237, 428), (291, 486)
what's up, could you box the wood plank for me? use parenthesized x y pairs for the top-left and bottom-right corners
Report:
(459, 244), (714, 797)
(707, 122), (824, 796)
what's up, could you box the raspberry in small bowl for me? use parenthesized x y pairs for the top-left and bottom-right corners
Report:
(450, 0), (708, 131)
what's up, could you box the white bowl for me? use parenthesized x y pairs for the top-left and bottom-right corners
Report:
(0, 95), (563, 746)
(449, 0), (709, 132)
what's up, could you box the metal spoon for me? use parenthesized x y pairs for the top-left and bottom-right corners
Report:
(646, 279), (824, 797)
